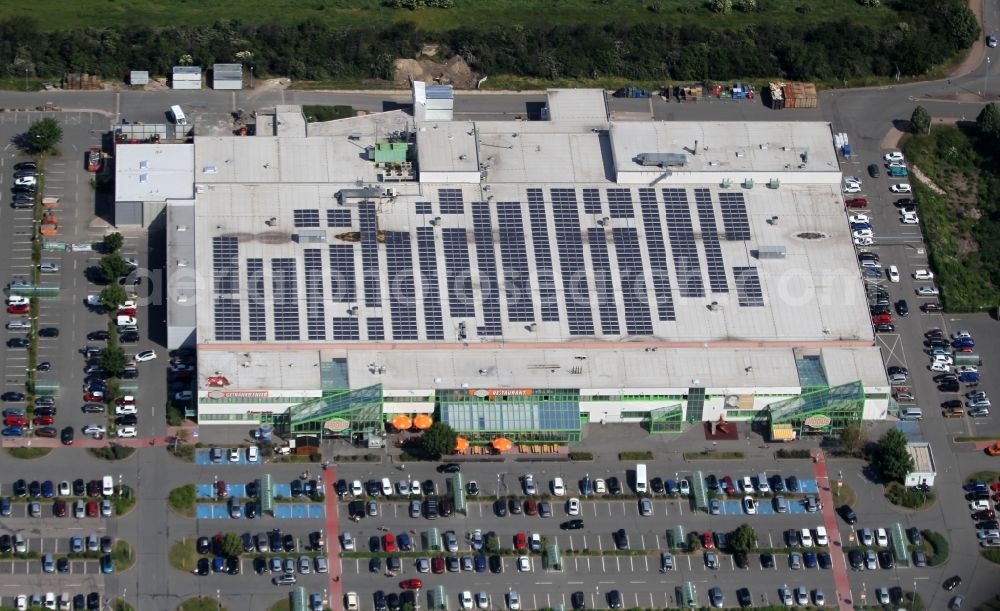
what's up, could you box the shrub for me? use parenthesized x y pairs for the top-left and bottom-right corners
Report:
(169, 485), (196, 516)
(886, 482), (934, 508)
(775, 449), (811, 459)
(618, 451), (654, 460)
(709, 0), (733, 13)
(568, 452), (593, 461)
(923, 530), (949, 566)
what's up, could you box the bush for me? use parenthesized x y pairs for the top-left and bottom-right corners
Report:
(774, 449), (811, 459)
(923, 530), (949, 566)
(618, 451), (654, 460)
(169, 485), (196, 517)
(568, 452), (593, 461)
(87, 445), (136, 461)
(5, 447), (52, 459)
(886, 482), (935, 508)
(302, 105), (355, 122)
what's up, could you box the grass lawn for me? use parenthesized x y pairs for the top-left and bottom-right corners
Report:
(5, 447), (52, 459)
(177, 597), (227, 611)
(169, 539), (198, 573)
(113, 540), (136, 572)
(0, 0), (894, 32)
(269, 600), (291, 611)
(831, 480), (857, 508)
(168, 484), (196, 518)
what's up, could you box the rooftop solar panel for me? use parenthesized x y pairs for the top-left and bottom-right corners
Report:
(694, 188), (729, 294)
(441, 228), (476, 318)
(438, 188), (465, 214)
(303, 248), (326, 340)
(358, 203), (382, 308)
(331, 317), (360, 341)
(496, 202), (535, 323)
(246, 258), (266, 341)
(637, 189), (676, 321)
(384, 231), (419, 340)
(551, 188), (595, 335)
(612, 227), (654, 335)
(214, 298), (241, 341)
(587, 228), (621, 334)
(527, 189), (560, 322)
(293, 209), (320, 228)
(472, 203), (503, 337)
(733, 266), (765, 306)
(212, 236), (239, 295)
(326, 208), (352, 228)
(366, 317), (385, 341)
(719, 192), (752, 241)
(582, 188), (602, 214)
(606, 188), (635, 219)
(271, 258), (301, 340)
(416, 227), (445, 340)
(662, 188), (706, 298)
(415, 201), (432, 215)
(328, 244), (357, 303)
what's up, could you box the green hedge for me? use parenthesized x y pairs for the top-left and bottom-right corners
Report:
(618, 451), (654, 460)
(923, 530), (949, 566)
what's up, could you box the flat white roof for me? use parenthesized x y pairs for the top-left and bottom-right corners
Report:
(907, 442), (935, 473)
(415, 121), (480, 175)
(545, 89), (609, 124)
(114, 143), (194, 202)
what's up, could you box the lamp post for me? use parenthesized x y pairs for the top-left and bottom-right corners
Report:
(986, 57), (992, 100)
(250, 66), (254, 89)
(24, 68), (28, 92)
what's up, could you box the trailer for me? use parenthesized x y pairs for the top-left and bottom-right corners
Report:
(613, 85), (651, 98)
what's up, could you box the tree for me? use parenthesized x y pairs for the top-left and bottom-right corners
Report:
(872, 429), (914, 483)
(99, 254), (131, 282)
(100, 284), (128, 310)
(839, 422), (866, 455)
(100, 345), (128, 375)
(220, 533), (243, 559)
(729, 524), (758, 554)
(709, 0), (733, 13)
(421, 421), (458, 459)
(101, 232), (124, 254)
(25, 117), (62, 154)
(977, 103), (1000, 140)
(910, 106), (931, 134)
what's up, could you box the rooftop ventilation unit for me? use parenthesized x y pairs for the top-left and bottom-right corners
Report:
(757, 245), (786, 259)
(294, 230), (327, 244)
(634, 153), (687, 167)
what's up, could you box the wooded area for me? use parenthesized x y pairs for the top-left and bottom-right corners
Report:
(0, 0), (977, 84)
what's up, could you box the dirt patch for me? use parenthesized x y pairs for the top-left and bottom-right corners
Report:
(394, 55), (479, 89)
(910, 165), (946, 195)
(957, 236), (980, 255)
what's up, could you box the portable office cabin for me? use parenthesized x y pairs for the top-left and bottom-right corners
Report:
(129, 71), (149, 86)
(212, 63), (243, 90)
(172, 66), (202, 90)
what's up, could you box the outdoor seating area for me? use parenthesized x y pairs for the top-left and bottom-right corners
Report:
(452, 443), (565, 455)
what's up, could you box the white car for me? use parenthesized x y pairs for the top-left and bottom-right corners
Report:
(523, 474), (537, 495)
(887, 266), (899, 282)
(977, 529), (1000, 539)
(890, 183), (912, 193)
(15, 595), (27, 611)
(116, 426), (137, 438)
(460, 591), (474, 610)
(58, 481), (70, 496)
(679, 479), (691, 495)
(884, 151), (905, 163)
(849, 214), (870, 224)
(860, 528), (874, 546)
(887, 161), (907, 169)
(82, 424), (106, 437)
(844, 176), (863, 185)
(913, 269), (934, 280)
(247, 446), (259, 462)
(957, 366), (979, 375)
(843, 183), (862, 194)
(875, 528), (889, 546)
(508, 591), (520, 611)
(852, 229), (874, 239)
(228, 447), (240, 462)
(876, 588), (890, 604)
(567, 497), (580, 515)
(743, 496), (756, 515)
(135, 350), (156, 362)
(350, 480), (363, 496)
(854, 236), (874, 246)
(14, 176), (36, 186)
(901, 212), (919, 224)
(815, 526), (828, 545)
(116, 316), (137, 327)
(952, 330), (972, 340)
(114, 404), (137, 415)
(933, 355), (954, 365)
(551, 477), (566, 496)
(916, 285), (939, 296)
(970, 500), (991, 511)
(930, 362), (951, 372)
(594, 478), (607, 494)
(517, 556), (531, 572)
(7, 296), (29, 306)
(476, 592), (490, 610)
(38, 262), (59, 273)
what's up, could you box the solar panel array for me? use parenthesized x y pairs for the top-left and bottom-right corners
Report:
(303, 249), (326, 340)
(587, 228), (620, 334)
(527, 189), (560, 322)
(358, 203), (382, 308)
(366, 317), (385, 341)
(606, 188), (635, 219)
(472, 203), (503, 337)
(733, 266), (765, 306)
(414, 202), (432, 215)
(332, 317), (360, 341)
(327, 209), (352, 228)
(694, 188), (729, 294)
(212, 237), (239, 295)
(246, 258), (267, 341)
(612, 227), (654, 335)
(385, 231), (418, 340)
(271, 258), (301, 340)
(637, 188), (676, 321)
(662, 188), (706, 298)
(719, 192), (751, 240)
(441, 228), (475, 318)
(582, 188), (602, 214)
(438, 188), (465, 214)
(293, 209), (320, 228)
(416, 227), (445, 340)
(496, 202), (535, 322)
(214, 299), (241, 340)
(328, 245), (357, 303)
(551, 189), (594, 335)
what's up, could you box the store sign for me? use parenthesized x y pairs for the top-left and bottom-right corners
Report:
(206, 390), (270, 400)
(469, 388), (534, 399)
(803, 415), (832, 429)
(324, 418), (351, 432)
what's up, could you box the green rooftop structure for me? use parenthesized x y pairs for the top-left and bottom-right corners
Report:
(438, 388), (582, 442)
(373, 142), (409, 164)
(648, 404), (683, 433)
(287, 384), (384, 439)
(757, 380), (864, 439)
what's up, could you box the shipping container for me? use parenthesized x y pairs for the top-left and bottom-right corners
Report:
(781, 82), (818, 109)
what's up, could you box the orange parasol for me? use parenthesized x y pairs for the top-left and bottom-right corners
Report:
(491, 437), (513, 452)
(391, 414), (413, 431)
(413, 414), (433, 430)
(454, 437), (470, 452)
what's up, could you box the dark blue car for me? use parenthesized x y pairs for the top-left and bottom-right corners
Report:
(953, 338), (975, 349)
(41, 481), (54, 498)
(804, 551), (817, 568)
(1, 426), (23, 437)
(474, 555), (487, 573)
(100, 554), (114, 574)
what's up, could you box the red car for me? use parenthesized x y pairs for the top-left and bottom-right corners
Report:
(4, 416), (26, 427)
(87, 147), (102, 173)
(86, 501), (98, 517)
(872, 313), (892, 324)
(216, 480), (228, 498)
(721, 476), (736, 494)
(845, 197), (868, 208)
(702, 532), (714, 549)
(115, 397), (135, 407)
(6, 304), (28, 315)
(974, 510), (997, 520)
(54, 499), (66, 517)
(524, 500), (538, 515)
(431, 557), (444, 574)
(32, 415), (54, 427)
(384, 533), (396, 552)
(514, 532), (527, 551)
(400, 579), (423, 591)
(118, 307), (136, 317)
(83, 391), (104, 402)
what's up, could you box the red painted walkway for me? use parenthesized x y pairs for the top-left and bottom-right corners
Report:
(2, 426), (194, 449)
(324, 464), (343, 611)
(812, 451), (854, 611)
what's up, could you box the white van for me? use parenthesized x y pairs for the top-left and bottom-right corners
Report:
(102, 476), (114, 496)
(170, 104), (187, 125)
(634, 464), (648, 494)
(900, 407), (923, 421)
(381, 477), (393, 496)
